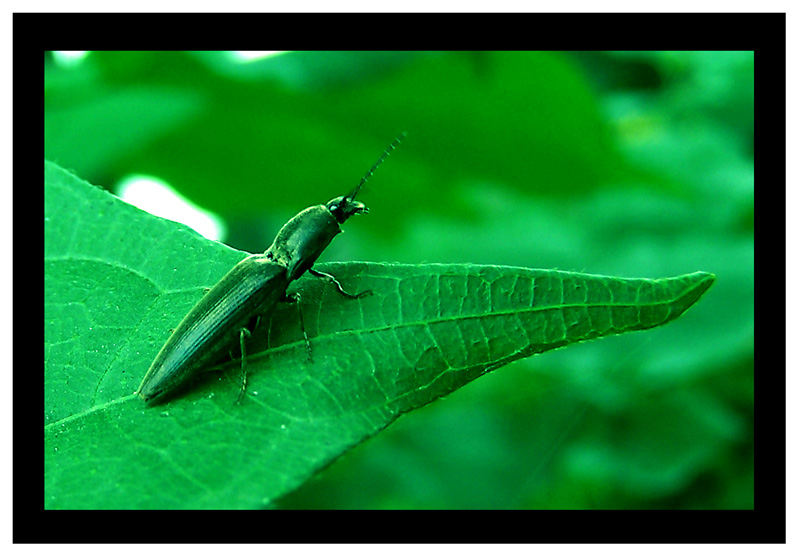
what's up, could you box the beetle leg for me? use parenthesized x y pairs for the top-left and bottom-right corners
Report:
(237, 327), (251, 404)
(284, 292), (312, 362)
(309, 268), (372, 299)
(245, 314), (261, 333)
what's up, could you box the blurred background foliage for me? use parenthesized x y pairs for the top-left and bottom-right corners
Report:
(45, 51), (753, 509)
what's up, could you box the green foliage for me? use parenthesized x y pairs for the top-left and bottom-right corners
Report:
(45, 51), (752, 509)
(45, 161), (713, 509)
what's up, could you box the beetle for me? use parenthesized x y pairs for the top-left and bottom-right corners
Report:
(137, 133), (405, 404)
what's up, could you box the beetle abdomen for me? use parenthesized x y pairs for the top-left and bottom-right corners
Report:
(138, 256), (288, 402)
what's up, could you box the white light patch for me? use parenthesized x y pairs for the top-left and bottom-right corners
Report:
(116, 175), (227, 242)
(52, 51), (90, 68)
(229, 51), (288, 63)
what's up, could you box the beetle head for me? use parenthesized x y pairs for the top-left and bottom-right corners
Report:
(326, 194), (368, 224)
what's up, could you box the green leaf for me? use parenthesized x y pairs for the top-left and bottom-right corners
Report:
(44, 161), (715, 509)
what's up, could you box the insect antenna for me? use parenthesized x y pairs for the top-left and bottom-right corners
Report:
(347, 132), (406, 202)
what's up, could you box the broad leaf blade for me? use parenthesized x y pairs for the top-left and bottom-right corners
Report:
(283, 262), (715, 417)
(44, 161), (714, 509)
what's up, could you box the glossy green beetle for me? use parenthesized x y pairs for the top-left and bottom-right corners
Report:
(137, 133), (404, 403)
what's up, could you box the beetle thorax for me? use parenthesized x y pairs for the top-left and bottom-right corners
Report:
(265, 205), (341, 281)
